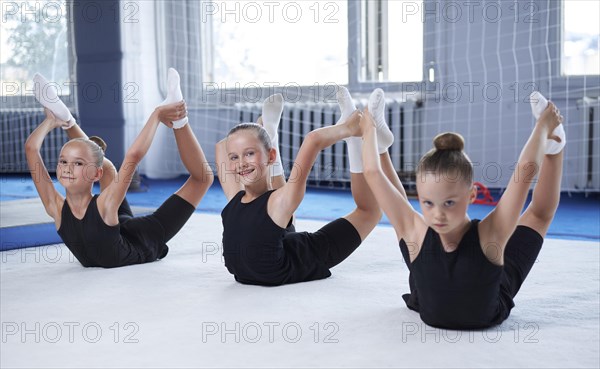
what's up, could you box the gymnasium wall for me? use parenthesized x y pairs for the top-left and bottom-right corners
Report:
(115, 0), (598, 191)
(2, 0), (598, 191)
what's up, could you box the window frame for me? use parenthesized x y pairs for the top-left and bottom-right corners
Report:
(0, 1), (77, 110)
(161, 0), (427, 106)
(348, 0), (427, 94)
(546, 0), (600, 98)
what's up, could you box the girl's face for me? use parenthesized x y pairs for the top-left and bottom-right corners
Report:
(416, 171), (476, 235)
(226, 130), (274, 189)
(57, 142), (102, 190)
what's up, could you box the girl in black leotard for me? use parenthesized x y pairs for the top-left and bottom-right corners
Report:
(215, 89), (399, 286)
(361, 89), (564, 329)
(25, 71), (213, 268)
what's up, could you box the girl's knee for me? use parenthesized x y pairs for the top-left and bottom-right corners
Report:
(356, 204), (382, 220)
(189, 173), (214, 188)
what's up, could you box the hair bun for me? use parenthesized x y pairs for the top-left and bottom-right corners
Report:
(433, 132), (464, 151)
(89, 136), (107, 152)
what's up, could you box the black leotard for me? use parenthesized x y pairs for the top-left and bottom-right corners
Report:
(221, 190), (361, 286)
(399, 220), (543, 329)
(57, 194), (194, 268)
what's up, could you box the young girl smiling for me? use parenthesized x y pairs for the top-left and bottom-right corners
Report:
(26, 71), (213, 268)
(215, 89), (398, 286)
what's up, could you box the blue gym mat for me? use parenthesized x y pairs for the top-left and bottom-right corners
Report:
(1, 174), (598, 251)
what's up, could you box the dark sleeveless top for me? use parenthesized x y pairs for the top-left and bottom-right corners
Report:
(399, 220), (511, 329)
(221, 190), (332, 286)
(57, 195), (167, 268)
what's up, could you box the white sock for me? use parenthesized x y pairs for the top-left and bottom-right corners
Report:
(262, 93), (285, 177)
(160, 68), (188, 129)
(368, 88), (394, 154)
(336, 86), (363, 173)
(530, 91), (566, 155)
(33, 73), (75, 129)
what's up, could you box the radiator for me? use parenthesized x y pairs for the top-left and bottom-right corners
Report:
(0, 109), (69, 173)
(234, 98), (423, 187)
(574, 97), (600, 191)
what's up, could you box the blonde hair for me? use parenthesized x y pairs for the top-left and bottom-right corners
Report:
(227, 123), (272, 151)
(417, 132), (473, 184)
(64, 137), (104, 167)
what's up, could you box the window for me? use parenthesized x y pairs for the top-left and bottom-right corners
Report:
(360, 0), (423, 82)
(562, 0), (599, 76)
(1, 0), (72, 96)
(202, 0), (348, 86)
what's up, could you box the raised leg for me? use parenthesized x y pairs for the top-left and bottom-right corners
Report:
(336, 86), (363, 173)
(257, 114), (286, 190)
(518, 151), (563, 237)
(172, 124), (214, 207)
(342, 173), (383, 241)
(33, 73), (75, 127)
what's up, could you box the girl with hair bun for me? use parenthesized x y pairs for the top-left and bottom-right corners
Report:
(360, 93), (564, 329)
(26, 71), (214, 268)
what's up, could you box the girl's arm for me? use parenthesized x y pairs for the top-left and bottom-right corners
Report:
(360, 109), (425, 255)
(97, 101), (185, 225)
(267, 110), (362, 227)
(24, 109), (65, 220)
(479, 102), (562, 263)
(215, 137), (244, 201)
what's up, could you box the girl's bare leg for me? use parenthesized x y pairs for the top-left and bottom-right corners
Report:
(172, 124), (214, 207)
(518, 151), (563, 237)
